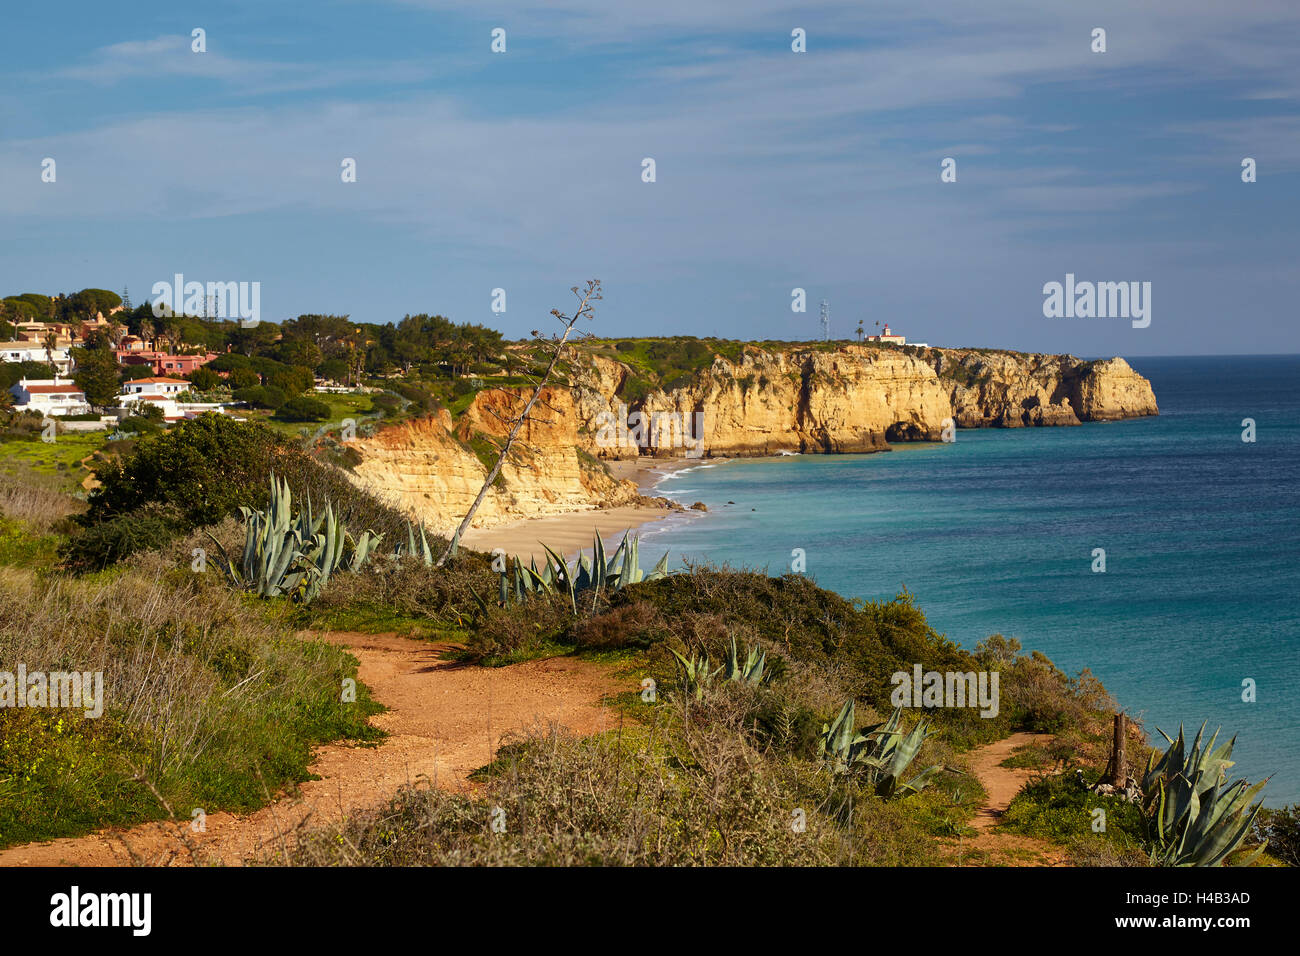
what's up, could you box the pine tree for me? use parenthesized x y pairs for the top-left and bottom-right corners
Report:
(72, 345), (122, 408)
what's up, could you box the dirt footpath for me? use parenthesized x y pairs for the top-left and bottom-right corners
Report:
(0, 631), (624, 867)
(944, 731), (1065, 866)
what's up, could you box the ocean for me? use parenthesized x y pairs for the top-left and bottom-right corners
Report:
(639, 355), (1300, 805)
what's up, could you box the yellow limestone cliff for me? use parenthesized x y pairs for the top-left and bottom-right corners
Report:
(346, 387), (642, 534)
(577, 346), (952, 456)
(925, 349), (1159, 428)
(574, 344), (1158, 458)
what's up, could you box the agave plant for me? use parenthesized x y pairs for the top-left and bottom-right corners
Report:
(296, 499), (383, 603)
(393, 520), (435, 565)
(818, 699), (873, 776)
(669, 648), (721, 701)
(1141, 723), (1268, 867)
(479, 529), (670, 614)
(665, 636), (768, 702)
(207, 475), (381, 604)
(817, 700), (943, 799)
(390, 520), (457, 566)
(723, 635), (768, 686)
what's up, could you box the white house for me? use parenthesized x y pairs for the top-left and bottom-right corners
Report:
(116, 377), (187, 421)
(2, 343), (72, 374)
(9, 377), (91, 416)
(120, 376), (188, 400)
(115, 376), (225, 422)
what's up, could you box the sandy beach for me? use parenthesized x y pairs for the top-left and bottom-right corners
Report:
(458, 456), (710, 561)
(602, 455), (700, 490)
(458, 505), (676, 563)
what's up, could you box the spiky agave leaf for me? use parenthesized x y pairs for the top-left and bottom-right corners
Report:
(867, 715), (939, 799)
(1143, 722), (1268, 866)
(592, 529), (607, 594)
(203, 527), (244, 586)
(513, 558), (527, 602)
(466, 582), (489, 616)
(647, 550), (670, 580)
(605, 534), (626, 578)
(541, 543), (577, 613)
(818, 700), (867, 774)
(723, 635), (767, 685)
(419, 524), (432, 566)
(669, 647), (718, 700)
(523, 566), (552, 594)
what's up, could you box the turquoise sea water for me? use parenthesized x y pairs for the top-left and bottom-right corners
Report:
(639, 356), (1300, 804)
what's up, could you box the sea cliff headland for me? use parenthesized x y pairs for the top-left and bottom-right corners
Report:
(344, 340), (1158, 541)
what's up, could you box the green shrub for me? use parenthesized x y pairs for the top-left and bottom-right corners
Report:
(265, 365), (314, 399)
(274, 395), (331, 422)
(233, 384), (286, 409)
(287, 719), (850, 866)
(388, 382), (441, 412)
(59, 503), (184, 572)
(227, 367), (261, 389)
(67, 415), (411, 571)
(305, 554), (490, 635)
(1255, 806), (1300, 867)
(81, 414), (282, 528)
(370, 393), (402, 416)
(0, 361), (57, 389)
(117, 415), (161, 435)
(187, 367), (220, 392)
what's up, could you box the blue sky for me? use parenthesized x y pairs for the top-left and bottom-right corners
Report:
(1, 0), (1297, 355)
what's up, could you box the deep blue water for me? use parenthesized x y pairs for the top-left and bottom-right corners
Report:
(639, 356), (1300, 804)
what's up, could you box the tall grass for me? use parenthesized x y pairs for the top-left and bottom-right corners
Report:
(0, 558), (382, 846)
(0, 473), (83, 533)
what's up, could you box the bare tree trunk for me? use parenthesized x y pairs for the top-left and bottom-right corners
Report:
(435, 280), (600, 567)
(1104, 713), (1128, 786)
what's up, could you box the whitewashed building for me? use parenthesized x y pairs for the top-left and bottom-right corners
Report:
(8, 377), (92, 416)
(865, 324), (907, 345)
(2, 342), (72, 374)
(115, 376), (225, 422)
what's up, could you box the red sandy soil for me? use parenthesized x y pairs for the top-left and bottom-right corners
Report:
(943, 731), (1065, 867)
(0, 631), (625, 867)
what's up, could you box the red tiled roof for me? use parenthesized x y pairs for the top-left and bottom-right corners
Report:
(24, 385), (84, 394)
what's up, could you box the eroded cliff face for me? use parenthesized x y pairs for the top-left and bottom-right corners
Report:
(346, 388), (642, 533)
(345, 343), (1157, 528)
(576, 346), (951, 457)
(924, 349), (1158, 428)
(573, 344), (1157, 457)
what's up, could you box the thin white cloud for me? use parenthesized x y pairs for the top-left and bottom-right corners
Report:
(51, 33), (440, 96)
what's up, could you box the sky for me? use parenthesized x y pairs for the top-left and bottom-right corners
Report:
(1, 0), (1297, 356)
